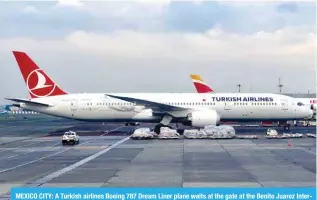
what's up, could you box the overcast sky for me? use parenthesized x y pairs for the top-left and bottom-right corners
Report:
(0, 0), (315, 104)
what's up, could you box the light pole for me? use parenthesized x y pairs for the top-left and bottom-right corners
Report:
(278, 77), (283, 93)
(237, 84), (242, 93)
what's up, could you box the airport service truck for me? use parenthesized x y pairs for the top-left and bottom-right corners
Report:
(62, 131), (80, 145)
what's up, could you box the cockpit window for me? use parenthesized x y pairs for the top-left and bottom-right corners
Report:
(297, 102), (304, 106)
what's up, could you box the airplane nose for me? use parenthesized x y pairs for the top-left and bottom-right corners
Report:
(297, 107), (314, 119)
(305, 109), (314, 119)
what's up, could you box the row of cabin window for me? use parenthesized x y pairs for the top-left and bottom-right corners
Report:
(93, 103), (135, 106)
(235, 102), (277, 106)
(85, 102), (278, 106)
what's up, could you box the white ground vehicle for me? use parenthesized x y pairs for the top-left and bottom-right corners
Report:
(62, 131), (80, 145)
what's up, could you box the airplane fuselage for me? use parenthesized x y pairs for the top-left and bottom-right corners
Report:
(15, 93), (313, 124)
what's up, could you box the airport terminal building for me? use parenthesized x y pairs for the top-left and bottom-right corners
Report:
(283, 93), (316, 98)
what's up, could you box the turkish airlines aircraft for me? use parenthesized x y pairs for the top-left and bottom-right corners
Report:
(5, 51), (313, 133)
(190, 74), (316, 118)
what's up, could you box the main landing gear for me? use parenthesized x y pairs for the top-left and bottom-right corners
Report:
(154, 123), (173, 134)
(154, 115), (173, 134)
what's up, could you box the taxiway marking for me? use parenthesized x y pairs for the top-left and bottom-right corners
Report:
(27, 136), (130, 186)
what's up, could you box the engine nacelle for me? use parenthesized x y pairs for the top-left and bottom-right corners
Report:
(311, 104), (316, 111)
(184, 110), (220, 128)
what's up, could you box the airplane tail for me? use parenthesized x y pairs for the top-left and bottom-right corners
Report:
(12, 51), (67, 99)
(190, 74), (214, 93)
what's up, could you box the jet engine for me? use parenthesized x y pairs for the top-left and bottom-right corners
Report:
(183, 110), (220, 127)
(310, 104), (316, 111)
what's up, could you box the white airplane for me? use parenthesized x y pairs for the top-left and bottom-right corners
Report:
(5, 51), (313, 133)
(0, 104), (39, 115)
(190, 74), (316, 120)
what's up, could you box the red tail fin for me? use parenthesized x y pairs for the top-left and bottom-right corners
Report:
(190, 74), (214, 93)
(12, 51), (67, 98)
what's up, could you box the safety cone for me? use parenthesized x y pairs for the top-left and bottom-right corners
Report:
(288, 140), (292, 147)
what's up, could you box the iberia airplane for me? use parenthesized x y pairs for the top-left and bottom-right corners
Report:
(5, 51), (313, 133)
(190, 74), (316, 117)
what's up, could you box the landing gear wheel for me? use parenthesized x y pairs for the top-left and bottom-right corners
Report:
(177, 129), (184, 135)
(154, 124), (163, 134)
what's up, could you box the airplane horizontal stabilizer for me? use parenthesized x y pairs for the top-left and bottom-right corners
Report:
(5, 98), (52, 107)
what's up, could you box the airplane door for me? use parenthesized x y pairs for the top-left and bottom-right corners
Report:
(224, 102), (232, 110)
(281, 99), (288, 110)
(70, 99), (78, 111)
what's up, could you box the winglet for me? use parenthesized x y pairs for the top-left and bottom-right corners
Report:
(12, 51), (67, 99)
(190, 74), (214, 93)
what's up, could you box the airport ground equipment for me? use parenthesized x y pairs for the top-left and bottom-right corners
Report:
(62, 130), (80, 145)
(131, 128), (157, 139)
(266, 128), (279, 136)
(157, 127), (181, 139)
(131, 127), (180, 139)
(307, 133), (316, 138)
(183, 129), (207, 139)
(183, 125), (236, 139)
(266, 128), (304, 139)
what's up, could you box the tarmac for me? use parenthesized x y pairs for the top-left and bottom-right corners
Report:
(0, 116), (316, 197)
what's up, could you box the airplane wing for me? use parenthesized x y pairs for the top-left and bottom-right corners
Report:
(5, 98), (52, 107)
(105, 94), (188, 113)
